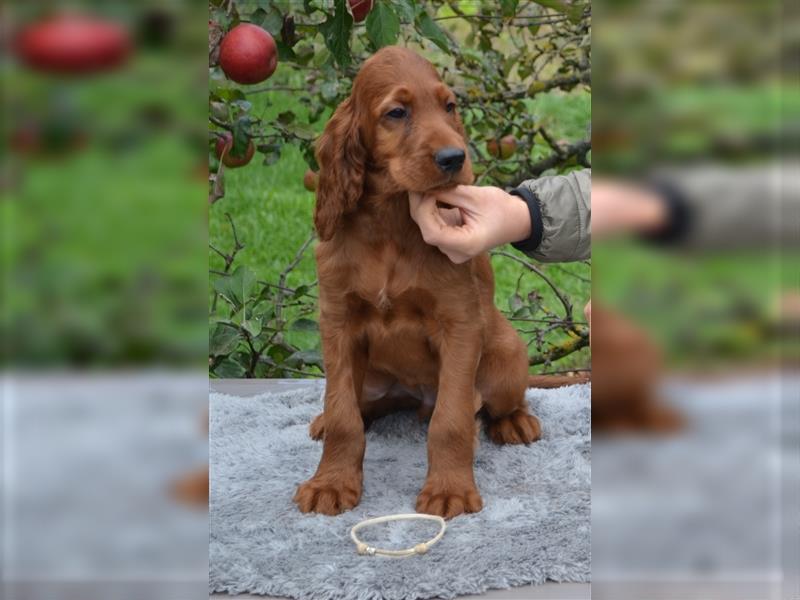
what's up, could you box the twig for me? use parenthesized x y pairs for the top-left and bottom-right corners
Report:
(260, 231), (317, 354)
(527, 139), (591, 176)
(528, 330), (589, 366)
(275, 232), (316, 324)
(499, 70), (591, 101)
(492, 250), (574, 320)
(433, 15), (570, 25)
(258, 356), (324, 378)
(551, 264), (591, 283)
(210, 213), (245, 312)
(510, 318), (589, 325)
(538, 126), (566, 158)
(245, 86), (308, 95)
(209, 116), (232, 131)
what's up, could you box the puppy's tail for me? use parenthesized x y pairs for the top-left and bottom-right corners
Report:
(527, 373), (590, 389)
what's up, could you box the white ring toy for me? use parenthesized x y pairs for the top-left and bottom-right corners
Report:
(350, 513), (446, 558)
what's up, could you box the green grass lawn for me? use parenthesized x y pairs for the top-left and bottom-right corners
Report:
(209, 85), (592, 372)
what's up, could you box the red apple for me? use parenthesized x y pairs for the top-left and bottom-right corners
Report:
(486, 135), (518, 159)
(215, 132), (255, 168)
(303, 169), (318, 192)
(219, 23), (277, 85)
(14, 14), (131, 75)
(348, 0), (374, 23)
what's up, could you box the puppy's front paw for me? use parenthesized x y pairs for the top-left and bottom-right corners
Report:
(416, 477), (482, 519)
(293, 472), (362, 515)
(488, 409), (541, 444)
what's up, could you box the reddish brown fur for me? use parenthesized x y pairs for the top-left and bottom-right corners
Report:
(293, 47), (545, 519)
(591, 303), (684, 433)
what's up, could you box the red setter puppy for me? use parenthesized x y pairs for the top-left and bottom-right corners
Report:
(294, 46), (561, 519)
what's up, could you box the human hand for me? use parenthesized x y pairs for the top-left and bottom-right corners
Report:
(409, 185), (531, 263)
(592, 179), (669, 239)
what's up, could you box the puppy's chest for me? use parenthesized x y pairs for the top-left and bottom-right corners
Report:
(351, 246), (429, 315)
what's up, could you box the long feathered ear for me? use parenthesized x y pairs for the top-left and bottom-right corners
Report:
(313, 97), (366, 241)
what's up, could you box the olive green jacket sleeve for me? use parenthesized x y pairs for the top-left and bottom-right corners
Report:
(646, 162), (800, 251)
(510, 169), (591, 263)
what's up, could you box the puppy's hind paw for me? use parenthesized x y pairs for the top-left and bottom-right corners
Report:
(488, 409), (541, 444)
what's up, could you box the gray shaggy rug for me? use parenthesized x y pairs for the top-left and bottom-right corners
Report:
(209, 382), (590, 599)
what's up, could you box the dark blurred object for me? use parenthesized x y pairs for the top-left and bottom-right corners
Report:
(171, 468), (210, 507)
(171, 410), (209, 508)
(14, 13), (131, 75)
(137, 8), (176, 49)
(591, 303), (685, 433)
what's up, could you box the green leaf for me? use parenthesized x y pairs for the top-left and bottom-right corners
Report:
(302, 144), (320, 171)
(216, 87), (246, 102)
(257, 142), (281, 165)
(231, 117), (251, 157)
(286, 349), (323, 368)
(531, 0), (582, 20)
(275, 40), (297, 61)
(213, 356), (247, 378)
(285, 122), (317, 141)
(509, 293), (525, 313)
(209, 323), (241, 356)
(267, 343), (293, 364)
(312, 47), (332, 68)
(290, 318), (319, 332)
(416, 11), (450, 53)
(512, 306), (531, 319)
(501, 0), (519, 17)
(366, 1), (400, 49)
(292, 284), (310, 299)
(320, 0), (353, 68)
(242, 317), (263, 338)
(231, 100), (252, 115)
(214, 265), (257, 310)
(320, 79), (339, 102)
(391, 0), (416, 22)
(277, 111), (296, 125)
(252, 5), (283, 36)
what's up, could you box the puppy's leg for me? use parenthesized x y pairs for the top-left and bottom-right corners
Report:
(416, 334), (483, 519)
(480, 315), (541, 445)
(309, 374), (422, 440)
(294, 332), (367, 515)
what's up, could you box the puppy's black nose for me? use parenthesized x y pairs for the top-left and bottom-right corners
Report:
(434, 147), (466, 174)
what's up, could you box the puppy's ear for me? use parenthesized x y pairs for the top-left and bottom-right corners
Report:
(314, 97), (365, 241)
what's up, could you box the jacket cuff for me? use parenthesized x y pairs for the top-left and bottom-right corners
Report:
(509, 186), (544, 254)
(640, 179), (692, 245)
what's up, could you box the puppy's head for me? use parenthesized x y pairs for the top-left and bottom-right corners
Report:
(314, 46), (473, 241)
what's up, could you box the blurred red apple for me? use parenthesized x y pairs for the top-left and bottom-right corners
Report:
(14, 14), (131, 75)
(349, 0), (374, 23)
(219, 23), (277, 85)
(303, 169), (318, 192)
(215, 132), (255, 168)
(10, 121), (88, 156)
(486, 134), (518, 159)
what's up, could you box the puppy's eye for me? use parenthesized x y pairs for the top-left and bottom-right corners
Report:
(386, 107), (407, 119)
(446, 102), (456, 113)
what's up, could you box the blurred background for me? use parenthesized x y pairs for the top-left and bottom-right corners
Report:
(591, 0), (798, 598)
(1, 2), (209, 598)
